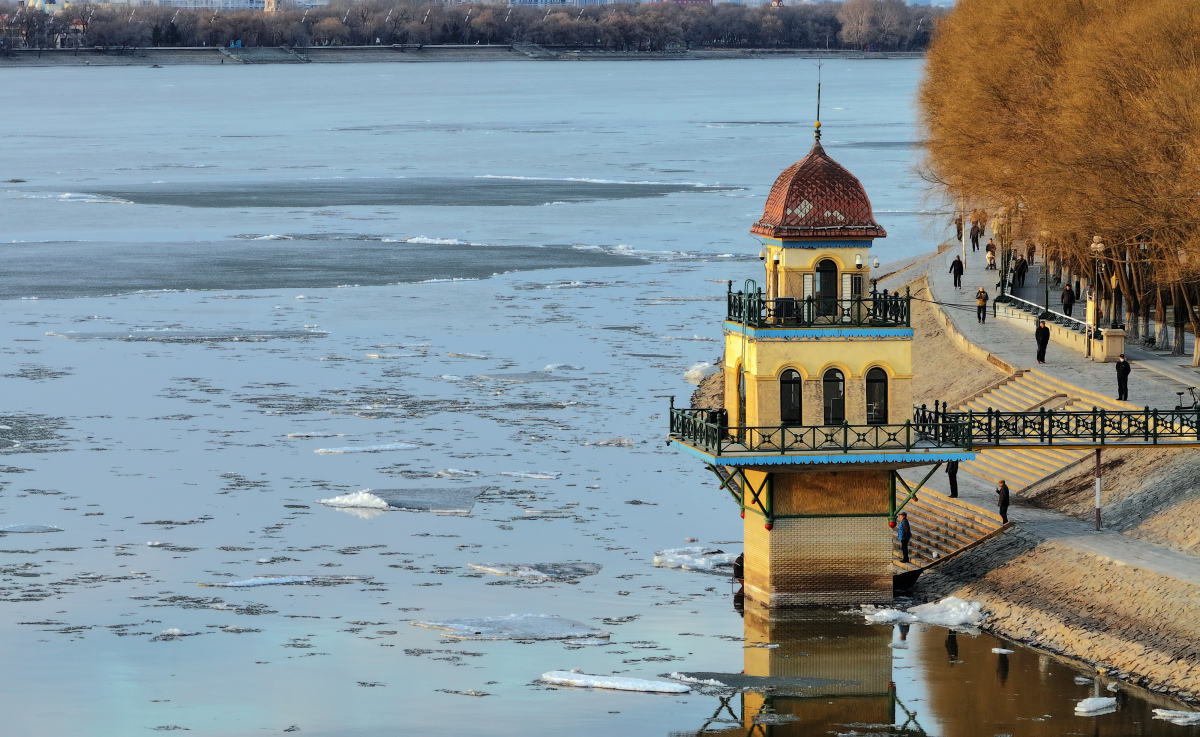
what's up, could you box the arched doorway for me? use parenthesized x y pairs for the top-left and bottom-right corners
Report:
(866, 367), (889, 425)
(823, 368), (845, 425)
(780, 369), (802, 425)
(816, 259), (838, 318)
(737, 368), (747, 437)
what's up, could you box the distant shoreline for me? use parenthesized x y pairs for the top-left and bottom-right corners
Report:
(0, 45), (925, 67)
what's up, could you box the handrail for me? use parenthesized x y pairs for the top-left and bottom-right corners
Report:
(726, 286), (910, 329)
(669, 405), (970, 456)
(997, 293), (1101, 339)
(914, 401), (1200, 445)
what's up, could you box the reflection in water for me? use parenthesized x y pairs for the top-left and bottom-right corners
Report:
(674, 599), (1200, 737)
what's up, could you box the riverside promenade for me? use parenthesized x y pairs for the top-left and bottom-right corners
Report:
(884, 243), (1200, 588)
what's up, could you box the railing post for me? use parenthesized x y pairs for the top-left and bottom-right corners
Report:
(1152, 409), (1159, 444)
(1039, 407), (1046, 443)
(905, 420), (911, 450)
(1091, 406), (1098, 443)
(905, 287), (911, 327)
(1047, 409), (1054, 445)
(1099, 408), (1107, 445)
(1144, 407), (1150, 441)
(842, 422), (849, 453)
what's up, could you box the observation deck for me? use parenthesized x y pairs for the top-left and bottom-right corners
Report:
(724, 286), (910, 334)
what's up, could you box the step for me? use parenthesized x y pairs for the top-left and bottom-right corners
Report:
(972, 449), (1057, 478)
(906, 495), (1001, 532)
(908, 486), (1005, 524)
(906, 503), (1001, 539)
(964, 456), (1041, 486)
(1026, 370), (1135, 411)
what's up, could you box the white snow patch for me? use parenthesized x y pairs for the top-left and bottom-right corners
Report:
(669, 673), (727, 687)
(1153, 710), (1200, 726)
(412, 614), (607, 641)
(540, 670), (690, 693)
(1075, 697), (1118, 715)
(654, 546), (737, 572)
(317, 490), (389, 510)
(864, 609), (918, 624)
(684, 362), (719, 385)
(201, 576), (312, 588)
(313, 442), (418, 454)
(907, 597), (984, 628)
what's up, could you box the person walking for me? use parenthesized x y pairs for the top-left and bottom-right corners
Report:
(995, 480), (1010, 523)
(1115, 353), (1131, 401)
(949, 256), (964, 289)
(975, 287), (989, 323)
(898, 512), (912, 563)
(970, 222), (982, 252)
(1035, 320), (1050, 363)
(984, 238), (997, 270)
(1014, 255), (1028, 288)
(1026, 240), (1036, 264)
(1061, 285), (1076, 317)
(946, 459), (959, 498)
(954, 215), (963, 243)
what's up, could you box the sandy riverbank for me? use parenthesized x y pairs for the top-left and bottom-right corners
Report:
(0, 45), (924, 67)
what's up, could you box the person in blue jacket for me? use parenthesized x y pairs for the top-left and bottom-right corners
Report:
(898, 512), (912, 563)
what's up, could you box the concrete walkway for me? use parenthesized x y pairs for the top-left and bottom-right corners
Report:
(887, 243), (1200, 588)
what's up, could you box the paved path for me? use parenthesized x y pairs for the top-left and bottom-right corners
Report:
(887, 242), (1200, 587)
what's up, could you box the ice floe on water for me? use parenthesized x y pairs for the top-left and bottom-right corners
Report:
(447, 352), (489, 360)
(862, 596), (983, 628)
(313, 442), (418, 454)
(592, 437), (634, 447)
(318, 487), (487, 514)
(287, 432), (348, 439)
(540, 670), (690, 694)
(991, 648), (1014, 654)
(1076, 697), (1118, 715)
(467, 563), (602, 581)
(200, 576), (313, 588)
(413, 614), (607, 641)
(0, 524), (63, 534)
(653, 546), (737, 573)
(434, 468), (479, 478)
(46, 329), (325, 343)
(684, 362), (719, 384)
(500, 471), (561, 480)
(476, 371), (570, 383)
(1154, 710), (1200, 725)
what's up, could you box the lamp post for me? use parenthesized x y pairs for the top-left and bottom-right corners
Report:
(1086, 235), (1105, 357)
(995, 206), (1011, 299)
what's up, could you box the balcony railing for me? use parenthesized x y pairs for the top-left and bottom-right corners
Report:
(914, 402), (1200, 445)
(996, 294), (1102, 340)
(668, 405), (970, 456)
(726, 286), (910, 329)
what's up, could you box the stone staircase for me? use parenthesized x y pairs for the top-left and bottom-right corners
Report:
(948, 369), (1135, 492)
(894, 491), (1006, 571)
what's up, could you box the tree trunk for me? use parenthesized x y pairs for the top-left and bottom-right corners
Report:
(1140, 301), (1152, 344)
(1156, 285), (1170, 349)
(1182, 284), (1200, 367)
(1172, 284), (1186, 357)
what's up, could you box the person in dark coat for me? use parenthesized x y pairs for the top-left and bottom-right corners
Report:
(1014, 255), (1029, 288)
(949, 256), (964, 289)
(975, 287), (989, 323)
(1061, 285), (1076, 317)
(898, 512), (912, 563)
(970, 222), (982, 251)
(954, 215), (963, 242)
(1035, 320), (1051, 364)
(946, 459), (959, 498)
(995, 480), (1010, 523)
(1115, 353), (1131, 401)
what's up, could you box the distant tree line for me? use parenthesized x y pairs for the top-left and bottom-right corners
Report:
(1, 0), (943, 53)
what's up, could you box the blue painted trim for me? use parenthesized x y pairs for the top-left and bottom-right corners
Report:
(759, 238), (874, 250)
(724, 322), (913, 340)
(672, 442), (975, 467)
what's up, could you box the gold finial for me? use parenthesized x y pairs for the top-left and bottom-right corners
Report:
(814, 120), (821, 142)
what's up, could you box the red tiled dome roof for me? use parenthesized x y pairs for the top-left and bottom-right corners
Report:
(750, 140), (886, 240)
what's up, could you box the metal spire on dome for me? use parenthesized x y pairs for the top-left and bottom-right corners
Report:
(815, 60), (823, 142)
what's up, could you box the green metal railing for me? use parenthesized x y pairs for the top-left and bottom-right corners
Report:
(915, 401), (1200, 445)
(726, 284), (911, 329)
(669, 402), (971, 456)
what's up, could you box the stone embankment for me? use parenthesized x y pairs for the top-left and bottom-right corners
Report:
(0, 45), (924, 68)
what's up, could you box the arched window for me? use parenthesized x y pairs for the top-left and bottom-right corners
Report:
(816, 259), (838, 318)
(780, 369), (802, 425)
(823, 369), (845, 425)
(866, 367), (889, 425)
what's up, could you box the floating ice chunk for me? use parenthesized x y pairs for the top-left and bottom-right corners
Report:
(200, 576), (312, 588)
(540, 670), (690, 693)
(447, 352), (489, 360)
(0, 524), (63, 534)
(314, 442), (418, 454)
(435, 468), (479, 478)
(594, 437), (634, 447)
(46, 329), (324, 343)
(147, 541), (167, 547)
(1075, 697), (1117, 715)
(864, 609), (918, 624)
(653, 546), (737, 572)
(468, 563), (601, 581)
(1153, 710), (1200, 725)
(287, 432), (348, 439)
(375, 487), (486, 514)
(476, 372), (569, 383)
(669, 673), (728, 687)
(253, 234), (293, 240)
(992, 648), (1014, 654)
(524, 509), (573, 516)
(564, 637), (611, 646)
(440, 375), (464, 382)
(684, 362), (719, 385)
(413, 614), (607, 641)
(318, 490), (389, 510)
(332, 507), (386, 520)
(907, 597), (984, 628)
(1074, 676), (1095, 685)
(500, 471), (561, 480)
(158, 628), (197, 637)
(543, 364), (583, 372)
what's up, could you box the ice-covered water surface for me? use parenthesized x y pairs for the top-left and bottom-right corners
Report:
(0, 62), (1192, 737)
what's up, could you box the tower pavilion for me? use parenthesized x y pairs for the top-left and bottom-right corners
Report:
(668, 122), (974, 607)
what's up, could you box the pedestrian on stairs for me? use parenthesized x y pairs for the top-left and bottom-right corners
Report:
(1035, 320), (1051, 364)
(946, 460), (959, 498)
(995, 480), (1010, 523)
(898, 512), (912, 563)
(1115, 354), (1131, 401)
